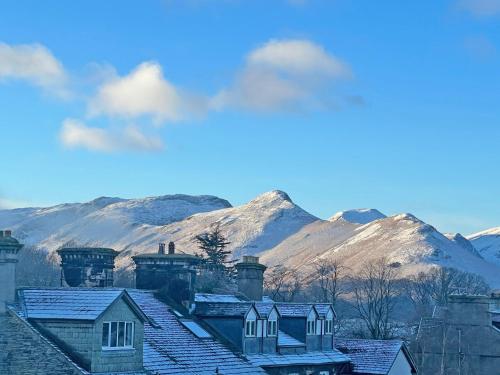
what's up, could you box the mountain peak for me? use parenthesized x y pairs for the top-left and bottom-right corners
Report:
(249, 190), (293, 205)
(330, 208), (386, 224)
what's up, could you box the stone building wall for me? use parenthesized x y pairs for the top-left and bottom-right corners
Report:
(0, 313), (83, 375)
(414, 295), (500, 375)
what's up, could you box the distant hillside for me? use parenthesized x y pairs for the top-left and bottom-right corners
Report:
(468, 227), (500, 267)
(1, 190), (499, 287)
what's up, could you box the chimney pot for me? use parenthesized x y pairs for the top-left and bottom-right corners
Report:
(168, 241), (175, 254)
(4, 230), (11, 237)
(158, 243), (166, 255)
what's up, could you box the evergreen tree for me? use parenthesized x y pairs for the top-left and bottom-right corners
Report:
(194, 224), (232, 269)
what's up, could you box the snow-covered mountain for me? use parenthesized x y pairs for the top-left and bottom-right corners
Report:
(260, 213), (500, 287)
(1, 190), (499, 286)
(329, 208), (386, 224)
(468, 227), (500, 266)
(0, 194), (231, 248)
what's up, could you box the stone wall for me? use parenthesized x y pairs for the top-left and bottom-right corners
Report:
(0, 313), (83, 375)
(414, 295), (500, 375)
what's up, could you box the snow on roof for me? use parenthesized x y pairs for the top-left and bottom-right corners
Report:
(335, 338), (414, 375)
(254, 302), (276, 318)
(246, 350), (350, 367)
(18, 288), (127, 320)
(275, 303), (314, 317)
(195, 293), (242, 303)
(128, 290), (265, 375)
(194, 302), (253, 317)
(277, 330), (304, 347)
(314, 303), (335, 318)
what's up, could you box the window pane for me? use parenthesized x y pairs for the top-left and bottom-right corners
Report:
(118, 322), (125, 347)
(110, 322), (118, 347)
(125, 322), (133, 346)
(102, 322), (109, 347)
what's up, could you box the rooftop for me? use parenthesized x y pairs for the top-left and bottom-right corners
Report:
(17, 288), (147, 322)
(246, 350), (350, 368)
(335, 338), (416, 375)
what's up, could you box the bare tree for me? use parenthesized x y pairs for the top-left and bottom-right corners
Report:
(264, 265), (302, 302)
(16, 246), (60, 287)
(353, 258), (400, 339)
(426, 267), (489, 305)
(313, 257), (348, 306)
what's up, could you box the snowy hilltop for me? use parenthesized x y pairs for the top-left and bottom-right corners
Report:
(1, 190), (499, 287)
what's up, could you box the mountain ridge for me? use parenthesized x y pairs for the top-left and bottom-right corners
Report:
(1, 190), (499, 286)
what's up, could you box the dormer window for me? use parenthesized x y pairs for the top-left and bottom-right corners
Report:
(267, 320), (277, 336)
(245, 319), (256, 336)
(307, 309), (318, 335)
(102, 321), (134, 349)
(325, 318), (333, 334)
(307, 319), (316, 335)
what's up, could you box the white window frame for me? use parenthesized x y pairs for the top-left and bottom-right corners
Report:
(102, 321), (135, 350)
(245, 319), (256, 337)
(306, 319), (316, 335)
(325, 318), (333, 334)
(267, 319), (277, 336)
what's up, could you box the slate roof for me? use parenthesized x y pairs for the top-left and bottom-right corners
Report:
(18, 288), (147, 322)
(19, 288), (125, 320)
(195, 293), (242, 303)
(194, 302), (253, 317)
(254, 302), (276, 318)
(314, 303), (335, 318)
(128, 290), (266, 375)
(277, 330), (305, 347)
(246, 350), (350, 367)
(275, 303), (315, 318)
(335, 338), (416, 375)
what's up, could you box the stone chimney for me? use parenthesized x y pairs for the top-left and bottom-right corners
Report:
(235, 256), (267, 301)
(168, 241), (175, 254)
(158, 243), (166, 255)
(0, 230), (23, 313)
(132, 241), (200, 311)
(57, 247), (118, 287)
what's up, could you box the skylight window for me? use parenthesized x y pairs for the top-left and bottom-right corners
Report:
(181, 320), (212, 338)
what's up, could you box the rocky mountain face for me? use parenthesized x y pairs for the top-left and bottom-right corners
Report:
(1, 190), (499, 286)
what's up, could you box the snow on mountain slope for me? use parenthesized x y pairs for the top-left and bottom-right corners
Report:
(261, 213), (500, 287)
(329, 208), (386, 224)
(0, 194), (231, 248)
(2, 190), (500, 287)
(116, 190), (319, 266)
(445, 233), (482, 258)
(468, 227), (500, 266)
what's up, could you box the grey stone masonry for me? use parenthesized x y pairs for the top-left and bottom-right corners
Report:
(0, 230), (23, 313)
(0, 312), (84, 375)
(414, 294), (500, 375)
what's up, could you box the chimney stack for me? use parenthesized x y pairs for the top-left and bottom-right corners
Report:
(0, 230), (23, 313)
(57, 247), (118, 287)
(235, 256), (267, 301)
(159, 243), (166, 255)
(132, 242), (200, 311)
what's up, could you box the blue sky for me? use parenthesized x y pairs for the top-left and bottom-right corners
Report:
(0, 0), (499, 234)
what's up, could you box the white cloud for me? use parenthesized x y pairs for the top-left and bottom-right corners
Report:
(60, 118), (163, 153)
(88, 62), (193, 123)
(247, 39), (350, 78)
(0, 42), (68, 98)
(458, 0), (500, 17)
(211, 39), (352, 112)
